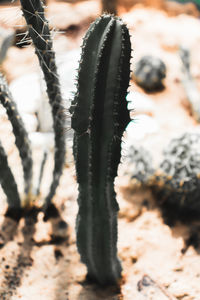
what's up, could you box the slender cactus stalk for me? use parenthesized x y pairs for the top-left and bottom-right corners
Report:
(71, 15), (131, 285)
(0, 140), (21, 209)
(0, 73), (33, 196)
(20, 0), (66, 210)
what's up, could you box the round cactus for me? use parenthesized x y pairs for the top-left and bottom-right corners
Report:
(152, 132), (200, 215)
(125, 145), (155, 186)
(133, 55), (166, 91)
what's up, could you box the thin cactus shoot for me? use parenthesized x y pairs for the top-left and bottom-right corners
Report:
(20, 0), (66, 218)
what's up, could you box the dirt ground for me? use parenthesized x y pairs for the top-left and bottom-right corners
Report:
(0, 0), (200, 299)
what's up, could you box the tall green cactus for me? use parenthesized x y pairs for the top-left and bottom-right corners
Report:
(20, 0), (66, 210)
(0, 74), (33, 196)
(71, 15), (131, 285)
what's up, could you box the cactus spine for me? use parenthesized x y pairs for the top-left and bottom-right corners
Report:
(71, 15), (131, 285)
(20, 0), (66, 209)
(0, 74), (32, 196)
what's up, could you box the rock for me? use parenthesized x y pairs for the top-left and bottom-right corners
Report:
(127, 91), (155, 115)
(21, 113), (38, 133)
(29, 132), (54, 150)
(124, 145), (155, 185)
(152, 132), (200, 216)
(9, 73), (41, 114)
(133, 55), (166, 91)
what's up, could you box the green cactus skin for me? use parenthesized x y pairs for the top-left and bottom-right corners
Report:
(0, 140), (20, 209)
(20, 0), (66, 209)
(0, 74), (32, 196)
(71, 15), (131, 285)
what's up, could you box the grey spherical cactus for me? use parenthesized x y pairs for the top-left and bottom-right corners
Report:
(133, 55), (166, 91)
(125, 145), (155, 185)
(152, 132), (200, 215)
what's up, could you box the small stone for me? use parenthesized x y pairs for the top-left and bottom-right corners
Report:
(29, 132), (54, 150)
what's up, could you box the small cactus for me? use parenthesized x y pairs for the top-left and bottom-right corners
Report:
(0, 140), (21, 211)
(71, 15), (131, 285)
(133, 55), (166, 91)
(125, 145), (155, 186)
(0, 73), (33, 196)
(152, 132), (200, 215)
(20, 0), (66, 211)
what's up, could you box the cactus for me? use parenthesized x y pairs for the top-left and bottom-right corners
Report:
(0, 140), (21, 213)
(71, 15), (131, 285)
(133, 56), (166, 91)
(20, 0), (66, 211)
(152, 132), (200, 215)
(0, 73), (33, 196)
(125, 145), (155, 186)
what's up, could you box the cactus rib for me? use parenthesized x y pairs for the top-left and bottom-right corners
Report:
(20, 0), (66, 208)
(0, 140), (20, 208)
(71, 15), (131, 285)
(0, 74), (32, 195)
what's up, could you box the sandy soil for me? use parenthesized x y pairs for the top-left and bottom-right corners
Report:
(0, 0), (200, 299)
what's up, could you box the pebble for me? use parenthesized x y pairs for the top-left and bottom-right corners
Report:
(21, 113), (38, 133)
(29, 132), (54, 150)
(9, 73), (41, 114)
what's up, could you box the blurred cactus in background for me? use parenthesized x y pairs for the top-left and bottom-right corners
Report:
(179, 46), (200, 122)
(152, 132), (200, 216)
(133, 55), (166, 92)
